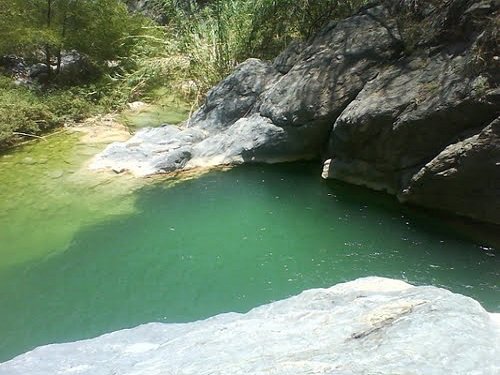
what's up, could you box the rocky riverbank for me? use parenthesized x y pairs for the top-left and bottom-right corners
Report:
(90, 0), (499, 224)
(1, 277), (498, 374)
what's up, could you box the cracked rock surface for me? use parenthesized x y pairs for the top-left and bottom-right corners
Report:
(1, 277), (499, 375)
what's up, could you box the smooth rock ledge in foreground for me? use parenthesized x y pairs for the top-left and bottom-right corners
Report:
(1, 277), (499, 374)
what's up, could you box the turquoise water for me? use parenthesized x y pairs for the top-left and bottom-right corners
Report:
(0, 160), (498, 362)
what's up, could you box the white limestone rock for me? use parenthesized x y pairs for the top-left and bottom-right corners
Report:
(89, 115), (309, 176)
(89, 125), (206, 176)
(1, 277), (499, 375)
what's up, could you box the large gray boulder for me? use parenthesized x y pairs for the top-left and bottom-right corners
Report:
(188, 58), (282, 133)
(91, 4), (401, 176)
(89, 113), (320, 176)
(259, 5), (401, 128)
(323, 55), (498, 194)
(1, 277), (499, 375)
(187, 114), (321, 167)
(90, 126), (206, 176)
(91, 0), (499, 223)
(319, 0), (500, 223)
(400, 117), (500, 224)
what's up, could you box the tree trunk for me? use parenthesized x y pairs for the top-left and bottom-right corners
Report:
(45, 0), (52, 79)
(45, 46), (52, 80)
(56, 50), (61, 75)
(56, 8), (68, 75)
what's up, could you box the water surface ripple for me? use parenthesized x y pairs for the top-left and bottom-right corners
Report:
(0, 158), (498, 362)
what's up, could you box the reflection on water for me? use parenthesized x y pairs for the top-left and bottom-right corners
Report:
(0, 130), (141, 268)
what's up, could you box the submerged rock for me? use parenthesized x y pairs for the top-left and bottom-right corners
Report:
(45, 170), (64, 179)
(0, 277), (498, 374)
(91, 0), (499, 223)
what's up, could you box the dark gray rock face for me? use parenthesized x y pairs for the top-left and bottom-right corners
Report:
(93, 4), (402, 176)
(400, 117), (500, 224)
(272, 41), (306, 74)
(324, 55), (498, 194)
(320, 0), (500, 223)
(93, 0), (499, 223)
(259, 5), (401, 129)
(188, 59), (282, 132)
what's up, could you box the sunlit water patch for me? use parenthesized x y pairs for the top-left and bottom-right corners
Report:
(0, 130), (140, 268)
(0, 152), (498, 362)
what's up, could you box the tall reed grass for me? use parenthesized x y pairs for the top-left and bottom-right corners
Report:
(122, 0), (369, 105)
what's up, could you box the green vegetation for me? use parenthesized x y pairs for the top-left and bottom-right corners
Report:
(0, 0), (158, 147)
(0, 0), (147, 78)
(0, 0), (369, 148)
(0, 76), (88, 145)
(138, 0), (369, 103)
(0, 74), (141, 147)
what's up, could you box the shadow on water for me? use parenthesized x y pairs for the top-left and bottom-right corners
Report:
(0, 162), (498, 361)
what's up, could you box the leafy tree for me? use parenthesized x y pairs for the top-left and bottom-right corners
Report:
(0, 0), (149, 79)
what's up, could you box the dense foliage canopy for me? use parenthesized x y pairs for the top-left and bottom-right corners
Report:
(0, 0), (148, 76)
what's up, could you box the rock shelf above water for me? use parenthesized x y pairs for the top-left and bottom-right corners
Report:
(1, 277), (499, 374)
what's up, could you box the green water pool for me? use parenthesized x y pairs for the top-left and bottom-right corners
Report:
(0, 136), (498, 362)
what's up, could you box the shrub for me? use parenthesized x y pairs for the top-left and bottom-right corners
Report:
(0, 77), (113, 148)
(141, 0), (369, 103)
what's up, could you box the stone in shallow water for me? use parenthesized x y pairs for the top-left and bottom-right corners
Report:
(21, 157), (36, 165)
(45, 170), (64, 179)
(0, 277), (498, 375)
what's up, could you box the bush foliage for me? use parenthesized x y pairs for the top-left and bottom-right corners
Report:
(127, 0), (369, 105)
(0, 0), (369, 148)
(0, 76), (125, 147)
